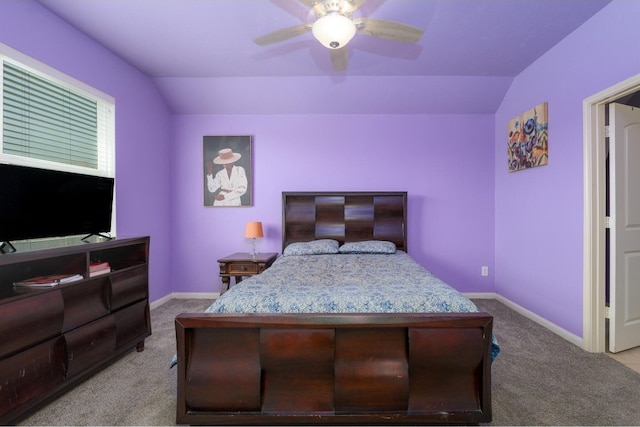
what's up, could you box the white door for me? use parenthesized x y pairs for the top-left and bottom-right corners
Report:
(609, 102), (640, 353)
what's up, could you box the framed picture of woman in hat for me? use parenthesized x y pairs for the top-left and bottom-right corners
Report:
(203, 136), (252, 207)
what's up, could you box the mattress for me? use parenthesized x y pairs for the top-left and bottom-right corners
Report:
(206, 251), (500, 360)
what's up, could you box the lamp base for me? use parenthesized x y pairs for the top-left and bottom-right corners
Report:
(251, 238), (257, 260)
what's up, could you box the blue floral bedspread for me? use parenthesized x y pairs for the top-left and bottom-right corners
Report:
(206, 251), (500, 360)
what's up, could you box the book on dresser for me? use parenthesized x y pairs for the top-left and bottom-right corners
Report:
(89, 261), (111, 277)
(13, 273), (84, 287)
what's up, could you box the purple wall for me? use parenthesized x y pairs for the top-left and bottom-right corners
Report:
(6, 0), (638, 340)
(494, 0), (640, 337)
(171, 114), (495, 295)
(0, 0), (174, 302)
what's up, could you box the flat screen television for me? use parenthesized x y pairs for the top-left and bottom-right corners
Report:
(0, 163), (114, 245)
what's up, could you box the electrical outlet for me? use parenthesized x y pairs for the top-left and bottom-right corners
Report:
(481, 266), (489, 276)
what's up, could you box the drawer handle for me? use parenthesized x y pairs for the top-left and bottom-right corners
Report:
(240, 266), (246, 271)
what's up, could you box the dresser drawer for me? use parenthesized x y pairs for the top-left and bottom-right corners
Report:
(110, 266), (148, 311)
(0, 336), (66, 420)
(0, 291), (64, 359)
(65, 315), (116, 377)
(61, 277), (110, 332)
(113, 300), (150, 350)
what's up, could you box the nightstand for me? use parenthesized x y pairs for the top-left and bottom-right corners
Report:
(217, 252), (278, 294)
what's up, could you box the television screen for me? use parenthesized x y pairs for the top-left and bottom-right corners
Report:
(0, 164), (114, 243)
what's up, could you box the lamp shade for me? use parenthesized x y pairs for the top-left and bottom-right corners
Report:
(312, 13), (357, 49)
(245, 221), (264, 239)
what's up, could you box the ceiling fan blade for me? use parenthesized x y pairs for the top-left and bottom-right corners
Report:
(296, 0), (317, 8)
(345, 0), (369, 13)
(355, 18), (424, 43)
(330, 47), (348, 72)
(270, 0), (315, 20)
(313, 0), (368, 17)
(253, 24), (311, 46)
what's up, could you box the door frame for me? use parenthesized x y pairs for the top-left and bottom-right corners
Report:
(583, 73), (640, 352)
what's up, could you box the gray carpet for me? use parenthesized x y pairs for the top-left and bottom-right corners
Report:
(18, 298), (640, 426)
(474, 299), (640, 426)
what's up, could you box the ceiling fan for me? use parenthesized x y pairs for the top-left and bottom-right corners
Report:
(254, 0), (424, 71)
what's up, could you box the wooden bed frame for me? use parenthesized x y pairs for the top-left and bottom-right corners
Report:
(175, 192), (493, 425)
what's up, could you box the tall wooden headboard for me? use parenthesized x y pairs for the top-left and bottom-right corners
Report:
(282, 192), (407, 252)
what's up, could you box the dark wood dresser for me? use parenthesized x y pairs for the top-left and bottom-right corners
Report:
(0, 236), (151, 424)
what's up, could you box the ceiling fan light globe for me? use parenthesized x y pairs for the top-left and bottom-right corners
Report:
(312, 13), (356, 49)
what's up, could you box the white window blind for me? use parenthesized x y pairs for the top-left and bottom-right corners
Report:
(3, 61), (100, 168)
(0, 53), (114, 178)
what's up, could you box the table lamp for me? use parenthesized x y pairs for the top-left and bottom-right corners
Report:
(244, 221), (264, 260)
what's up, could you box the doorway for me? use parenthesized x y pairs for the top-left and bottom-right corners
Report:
(583, 73), (640, 353)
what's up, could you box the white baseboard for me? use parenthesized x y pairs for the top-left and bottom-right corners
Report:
(149, 293), (173, 309)
(466, 292), (583, 347)
(494, 294), (583, 348)
(464, 292), (497, 299)
(150, 292), (219, 310)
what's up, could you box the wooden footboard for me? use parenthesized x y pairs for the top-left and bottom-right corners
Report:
(175, 313), (492, 425)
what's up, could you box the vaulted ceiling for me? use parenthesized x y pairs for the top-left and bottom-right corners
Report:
(37, 0), (612, 114)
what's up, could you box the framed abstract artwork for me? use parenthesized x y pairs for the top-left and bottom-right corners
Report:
(507, 102), (548, 172)
(203, 135), (252, 207)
